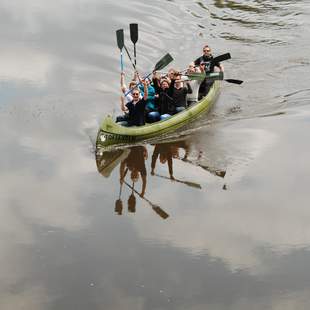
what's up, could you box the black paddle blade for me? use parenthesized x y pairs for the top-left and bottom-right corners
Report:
(212, 52), (231, 64)
(116, 29), (124, 50)
(152, 206), (169, 219)
(129, 23), (138, 44)
(225, 79), (243, 85)
(154, 53), (173, 71)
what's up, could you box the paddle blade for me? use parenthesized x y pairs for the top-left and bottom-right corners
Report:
(212, 52), (231, 64)
(206, 71), (224, 81)
(152, 206), (169, 219)
(225, 79), (243, 85)
(182, 181), (202, 189)
(154, 53), (173, 72)
(186, 72), (206, 81)
(129, 23), (138, 44)
(116, 29), (124, 50)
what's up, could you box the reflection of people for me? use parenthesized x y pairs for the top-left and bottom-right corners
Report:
(151, 144), (174, 179)
(120, 146), (147, 197)
(118, 146), (148, 214)
(151, 142), (190, 180)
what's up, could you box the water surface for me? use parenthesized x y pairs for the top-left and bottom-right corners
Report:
(1, 1), (310, 309)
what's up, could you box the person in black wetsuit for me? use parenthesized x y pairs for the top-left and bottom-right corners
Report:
(172, 74), (192, 113)
(194, 45), (224, 72)
(119, 79), (148, 126)
(194, 45), (224, 100)
(152, 73), (176, 120)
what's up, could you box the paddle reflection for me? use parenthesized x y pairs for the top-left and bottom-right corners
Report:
(95, 138), (227, 218)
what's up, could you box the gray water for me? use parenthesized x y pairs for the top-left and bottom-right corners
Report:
(1, 1), (310, 309)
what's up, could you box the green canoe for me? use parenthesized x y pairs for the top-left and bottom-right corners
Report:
(96, 80), (220, 147)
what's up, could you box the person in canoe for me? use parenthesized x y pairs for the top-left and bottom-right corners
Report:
(117, 72), (141, 123)
(152, 71), (179, 120)
(194, 45), (224, 72)
(194, 45), (224, 99)
(136, 75), (160, 123)
(119, 79), (148, 126)
(172, 73), (192, 113)
(183, 62), (201, 106)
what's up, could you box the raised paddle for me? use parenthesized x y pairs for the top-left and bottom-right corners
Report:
(124, 181), (169, 219)
(129, 23), (138, 66)
(125, 53), (173, 96)
(123, 44), (137, 71)
(211, 52), (231, 65)
(116, 29), (124, 71)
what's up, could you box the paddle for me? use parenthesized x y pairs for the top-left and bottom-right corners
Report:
(124, 181), (169, 219)
(125, 53), (173, 96)
(182, 158), (226, 178)
(211, 52), (231, 65)
(154, 173), (202, 189)
(129, 23), (138, 66)
(127, 182), (136, 213)
(115, 183), (124, 215)
(123, 44), (137, 71)
(186, 71), (243, 84)
(116, 29), (124, 71)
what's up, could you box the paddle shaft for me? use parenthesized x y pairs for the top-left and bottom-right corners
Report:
(124, 53), (173, 96)
(124, 181), (169, 219)
(123, 44), (137, 71)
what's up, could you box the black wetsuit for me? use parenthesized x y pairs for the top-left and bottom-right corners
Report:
(194, 54), (221, 100)
(126, 98), (146, 126)
(173, 84), (192, 109)
(153, 78), (176, 115)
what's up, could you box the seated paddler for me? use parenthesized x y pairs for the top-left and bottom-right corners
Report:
(119, 79), (148, 127)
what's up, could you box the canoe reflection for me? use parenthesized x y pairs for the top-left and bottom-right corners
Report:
(96, 139), (226, 219)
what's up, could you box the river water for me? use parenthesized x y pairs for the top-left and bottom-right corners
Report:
(1, 1), (310, 309)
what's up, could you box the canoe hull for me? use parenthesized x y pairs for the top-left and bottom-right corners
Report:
(97, 80), (220, 147)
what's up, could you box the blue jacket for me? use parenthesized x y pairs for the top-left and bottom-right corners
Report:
(139, 84), (156, 111)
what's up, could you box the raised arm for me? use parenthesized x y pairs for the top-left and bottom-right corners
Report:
(142, 79), (148, 101)
(120, 72), (126, 93)
(120, 96), (127, 112)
